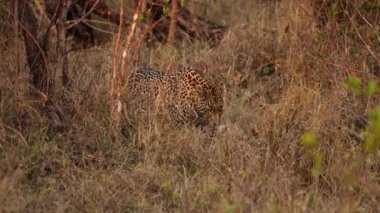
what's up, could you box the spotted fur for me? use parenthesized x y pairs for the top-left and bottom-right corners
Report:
(125, 67), (224, 134)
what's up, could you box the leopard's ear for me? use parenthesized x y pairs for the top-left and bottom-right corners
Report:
(206, 82), (225, 102)
(180, 66), (192, 73)
(197, 83), (216, 98)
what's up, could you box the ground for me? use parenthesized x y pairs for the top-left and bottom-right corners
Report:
(1, 0), (380, 212)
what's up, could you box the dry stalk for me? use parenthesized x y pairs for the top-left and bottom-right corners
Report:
(110, 0), (125, 97)
(112, 0), (142, 125)
(167, 0), (178, 45)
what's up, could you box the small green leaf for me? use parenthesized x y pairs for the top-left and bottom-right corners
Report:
(361, 2), (380, 10)
(160, 180), (171, 189)
(343, 75), (362, 96)
(163, 6), (170, 16)
(266, 195), (279, 213)
(34, 0), (43, 11)
(138, 14), (145, 22)
(222, 199), (236, 213)
(364, 106), (380, 153)
(369, 106), (380, 124)
(312, 151), (324, 176)
(180, 0), (188, 6)
(34, 0), (42, 6)
(302, 132), (317, 149)
(328, 3), (338, 18)
(366, 80), (378, 96)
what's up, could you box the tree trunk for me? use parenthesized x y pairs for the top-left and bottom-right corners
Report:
(17, 0), (51, 94)
(56, 1), (70, 88)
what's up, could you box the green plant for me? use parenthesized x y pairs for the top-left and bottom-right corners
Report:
(343, 75), (380, 154)
(363, 106), (380, 153)
(301, 132), (324, 177)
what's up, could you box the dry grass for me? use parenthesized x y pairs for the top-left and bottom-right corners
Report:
(1, 0), (380, 212)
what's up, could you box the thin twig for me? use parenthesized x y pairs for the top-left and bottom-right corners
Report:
(65, 0), (100, 30)
(81, 20), (119, 35)
(347, 12), (379, 65)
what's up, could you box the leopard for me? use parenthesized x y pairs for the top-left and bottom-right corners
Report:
(125, 66), (224, 135)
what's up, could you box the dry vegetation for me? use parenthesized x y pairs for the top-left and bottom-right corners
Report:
(1, 0), (380, 212)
